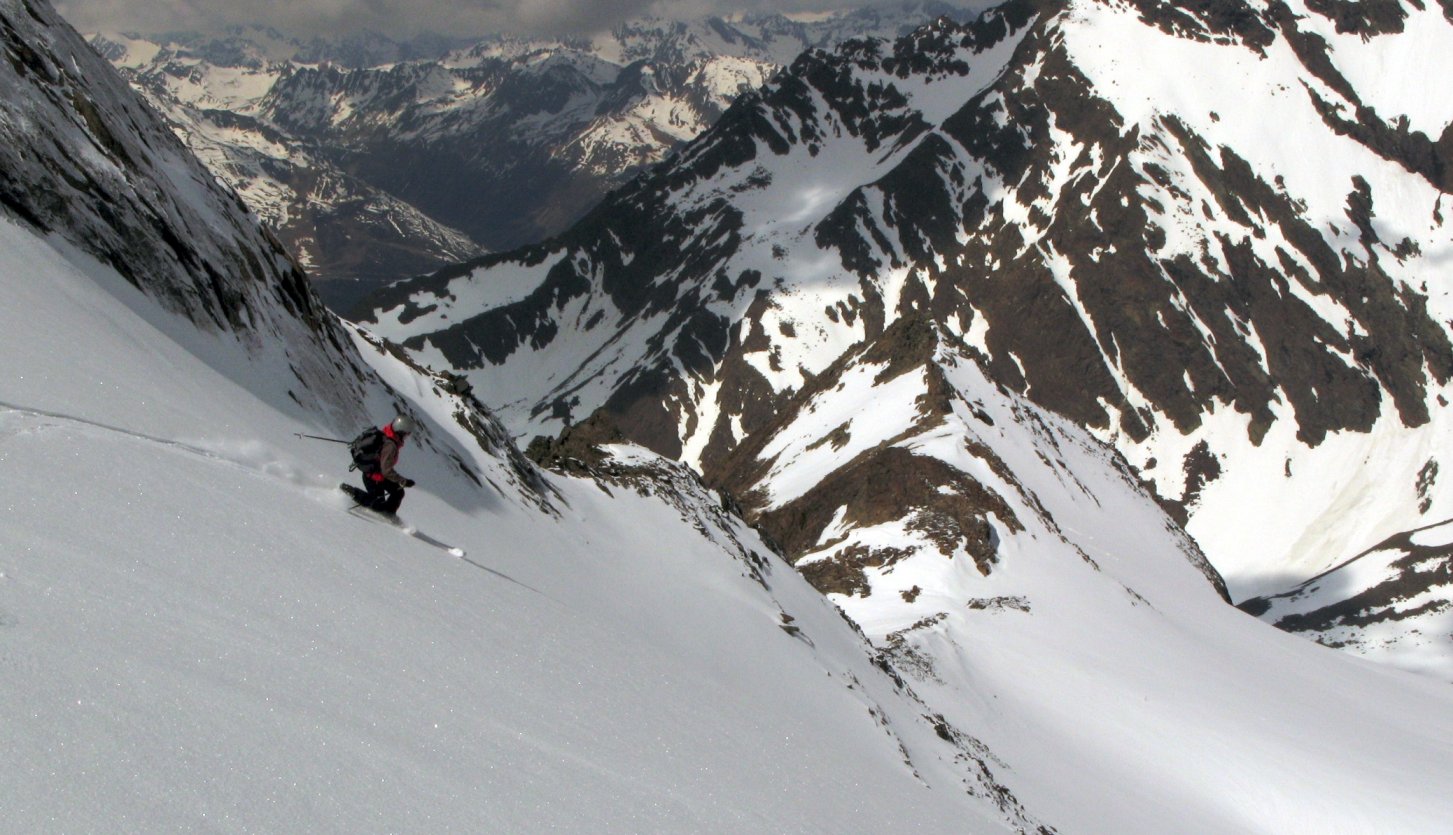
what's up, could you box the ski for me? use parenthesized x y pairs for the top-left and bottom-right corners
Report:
(340, 484), (467, 557)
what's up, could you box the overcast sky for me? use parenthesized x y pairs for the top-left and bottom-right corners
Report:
(56, 0), (968, 38)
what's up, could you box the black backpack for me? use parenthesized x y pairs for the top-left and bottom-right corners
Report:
(348, 426), (386, 473)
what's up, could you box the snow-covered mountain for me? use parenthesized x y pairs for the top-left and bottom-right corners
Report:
(0, 1), (1040, 830)
(363, 0), (1453, 674)
(90, 4), (976, 308)
(518, 300), (1453, 831)
(9, 0), (1453, 830)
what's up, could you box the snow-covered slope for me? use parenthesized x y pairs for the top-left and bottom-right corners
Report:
(0, 213), (1028, 831)
(363, 0), (1453, 656)
(0, 2), (1035, 829)
(706, 316), (1453, 830)
(9, 1), (1453, 830)
(1242, 516), (1453, 680)
(13, 213), (1453, 832)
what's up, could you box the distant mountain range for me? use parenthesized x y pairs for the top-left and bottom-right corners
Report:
(90, 3), (976, 308)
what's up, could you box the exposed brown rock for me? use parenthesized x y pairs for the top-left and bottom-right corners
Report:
(800, 544), (916, 598)
(760, 445), (1021, 592)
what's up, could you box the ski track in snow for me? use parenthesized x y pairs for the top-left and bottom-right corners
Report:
(341, 504), (555, 598)
(7, 399), (538, 607)
(0, 400), (560, 601)
(0, 400), (323, 492)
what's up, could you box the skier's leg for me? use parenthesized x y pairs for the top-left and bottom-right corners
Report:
(362, 475), (392, 512)
(381, 482), (405, 515)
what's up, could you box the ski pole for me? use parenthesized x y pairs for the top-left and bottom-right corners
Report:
(295, 433), (349, 444)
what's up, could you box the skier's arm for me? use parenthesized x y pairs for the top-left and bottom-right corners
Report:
(377, 441), (414, 487)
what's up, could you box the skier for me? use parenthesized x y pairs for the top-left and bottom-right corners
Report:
(343, 416), (416, 515)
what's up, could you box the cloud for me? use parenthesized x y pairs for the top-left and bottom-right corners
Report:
(513, 0), (662, 34)
(55, 0), (960, 38)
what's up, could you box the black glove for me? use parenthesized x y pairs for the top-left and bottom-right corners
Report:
(401, 478), (416, 488)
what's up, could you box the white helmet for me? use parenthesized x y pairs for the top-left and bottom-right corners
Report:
(390, 415), (414, 434)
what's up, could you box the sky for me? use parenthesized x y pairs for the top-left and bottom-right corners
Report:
(55, 0), (968, 38)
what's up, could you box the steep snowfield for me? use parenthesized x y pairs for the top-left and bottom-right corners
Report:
(10, 213), (1453, 832)
(8, 0), (1453, 829)
(719, 323), (1453, 831)
(0, 218), (1009, 830)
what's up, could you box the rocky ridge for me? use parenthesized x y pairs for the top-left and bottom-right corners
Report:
(362, 0), (1453, 671)
(712, 316), (1229, 601)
